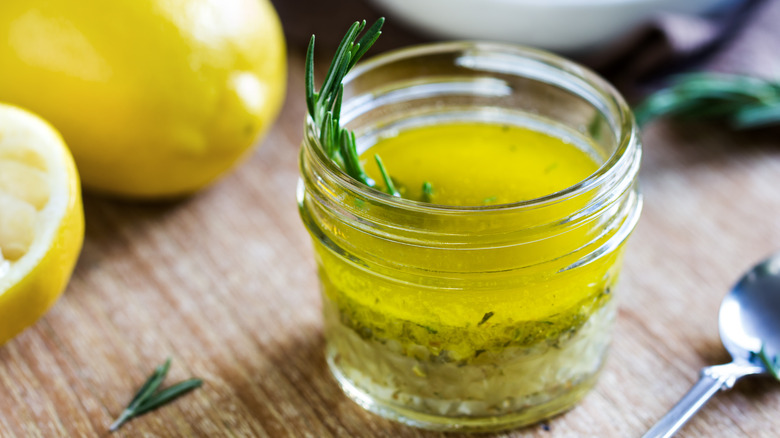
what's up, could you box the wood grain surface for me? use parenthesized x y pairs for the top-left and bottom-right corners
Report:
(2, 2), (780, 437)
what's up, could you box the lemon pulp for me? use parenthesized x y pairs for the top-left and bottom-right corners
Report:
(0, 104), (83, 345)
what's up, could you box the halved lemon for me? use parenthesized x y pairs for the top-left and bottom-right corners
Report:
(0, 103), (83, 345)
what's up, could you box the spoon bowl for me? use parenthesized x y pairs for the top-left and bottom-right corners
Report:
(720, 254), (780, 364)
(644, 253), (780, 438)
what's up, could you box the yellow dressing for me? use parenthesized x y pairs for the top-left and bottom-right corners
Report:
(362, 122), (599, 205)
(312, 122), (621, 362)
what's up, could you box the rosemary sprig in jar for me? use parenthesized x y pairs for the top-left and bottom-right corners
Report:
(305, 18), (402, 197)
(635, 73), (780, 129)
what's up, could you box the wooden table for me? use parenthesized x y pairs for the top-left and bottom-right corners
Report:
(3, 2), (780, 437)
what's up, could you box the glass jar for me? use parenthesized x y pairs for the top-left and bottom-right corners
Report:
(298, 42), (641, 432)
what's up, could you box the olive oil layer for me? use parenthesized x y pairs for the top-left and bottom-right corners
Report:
(315, 122), (620, 362)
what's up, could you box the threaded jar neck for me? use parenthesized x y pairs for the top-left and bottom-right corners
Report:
(299, 41), (641, 272)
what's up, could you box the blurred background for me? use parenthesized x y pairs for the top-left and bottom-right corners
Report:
(273, 0), (776, 99)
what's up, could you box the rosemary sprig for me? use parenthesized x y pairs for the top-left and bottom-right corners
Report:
(110, 358), (203, 432)
(306, 19), (400, 195)
(635, 73), (780, 129)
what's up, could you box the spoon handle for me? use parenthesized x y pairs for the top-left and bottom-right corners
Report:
(642, 363), (744, 438)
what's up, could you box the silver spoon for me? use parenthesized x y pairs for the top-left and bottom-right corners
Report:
(643, 253), (780, 438)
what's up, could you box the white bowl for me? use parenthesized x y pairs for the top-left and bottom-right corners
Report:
(367, 0), (740, 53)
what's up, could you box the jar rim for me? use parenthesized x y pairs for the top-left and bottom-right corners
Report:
(304, 40), (638, 214)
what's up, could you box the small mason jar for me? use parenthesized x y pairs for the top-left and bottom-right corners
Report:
(298, 42), (641, 432)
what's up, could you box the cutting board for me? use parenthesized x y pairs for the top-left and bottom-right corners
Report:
(2, 3), (780, 436)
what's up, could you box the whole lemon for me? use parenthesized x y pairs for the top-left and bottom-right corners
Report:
(0, 0), (286, 198)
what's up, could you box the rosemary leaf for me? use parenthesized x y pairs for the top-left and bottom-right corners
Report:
(350, 18), (385, 70)
(318, 22), (362, 109)
(319, 111), (333, 156)
(587, 114), (602, 140)
(339, 130), (369, 185)
(422, 181), (434, 203)
(332, 84), (344, 138)
(478, 312), (494, 326)
(758, 344), (780, 381)
(375, 154), (400, 197)
(128, 359), (170, 411)
(324, 53), (352, 112)
(733, 104), (780, 129)
(674, 73), (777, 103)
(304, 35), (316, 117)
(131, 379), (203, 417)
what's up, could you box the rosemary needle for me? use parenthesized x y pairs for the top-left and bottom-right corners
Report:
(374, 154), (400, 197)
(110, 358), (203, 432)
(422, 181), (434, 203)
